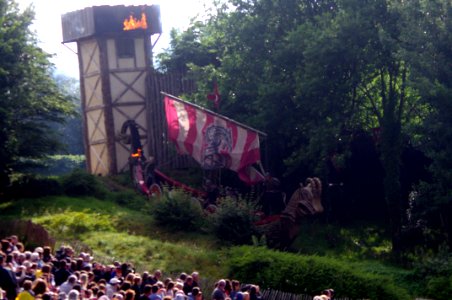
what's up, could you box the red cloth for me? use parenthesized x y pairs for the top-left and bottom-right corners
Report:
(164, 95), (265, 184)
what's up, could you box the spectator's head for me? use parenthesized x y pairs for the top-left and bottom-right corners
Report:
(22, 280), (33, 291)
(16, 242), (24, 252)
(143, 284), (152, 295)
(154, 269), (162, 280)
(124, 289), (135, 300)
(68, 275), (77, 284)
(217, 279), (226, 291)
(35, 247), (44, 257)
(232, 280), (240, 291)
(68, 290), (80, 300)
(321, 289), (334, 298)
(191, 271), (199, 283)
(42, 292), (54, 300)
(0, 250), (5, 265)
(1, 240), (11, 253)
(192, 287), (200, 296)
(32, 278), (48, 295)
(58, 292), (68, 300)
(110, 277), (121, 286)
(10, 235), (19, 245)
(43, 246), (52, 256)
(151, 285), (159, 294)
(179, 272), (187, 282)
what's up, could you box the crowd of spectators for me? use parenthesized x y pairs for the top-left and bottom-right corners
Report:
(0, 236), (265, 300)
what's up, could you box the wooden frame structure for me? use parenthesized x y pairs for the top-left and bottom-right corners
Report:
(62, 5), (197, 176)
(62, 5), (160, 175)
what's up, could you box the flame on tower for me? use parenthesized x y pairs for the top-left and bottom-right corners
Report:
(123, 12), (148, 31)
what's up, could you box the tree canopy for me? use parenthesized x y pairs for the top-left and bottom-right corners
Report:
(157, 0), (452, 252)
(0, 0), (75, 188)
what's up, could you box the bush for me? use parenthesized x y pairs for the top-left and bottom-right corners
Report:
(208, 197), (258, 245)
(226, 246), (411, 300)
(60, 169), (107, 199)
(426, 275), (452, 300)
(111, 190), (149, 211)
(7, 174), (62, 199)
(152, 187), (204, 231)
(34, 209), (115, 238)
(20, 155), (86, 176)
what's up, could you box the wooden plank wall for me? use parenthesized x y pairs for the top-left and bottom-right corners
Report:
(146, 71), (198, 170)
(261, 289), (368, 300)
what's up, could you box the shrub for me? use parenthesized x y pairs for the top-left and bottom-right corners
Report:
(34, 209), (115, 238)
(152, 187), (204, 231)
(226, 246), (411, 300)
(7, 174), (62, 199)
(208, 197), (258, 245)
(60, 169), (107, 199)
(111, 190), (149, 211)
(20, 155), (86, 176)
(425, 275), (452, 300)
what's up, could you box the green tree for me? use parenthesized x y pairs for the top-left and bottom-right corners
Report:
(53, 74), (83, 155)
(408, 0), (452, 247)
(0, 0), (75, 189)
(157, 0), (447, 253)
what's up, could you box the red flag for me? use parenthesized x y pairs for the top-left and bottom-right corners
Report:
(207, 82), (221, 109)
(164, 95), (265, 184)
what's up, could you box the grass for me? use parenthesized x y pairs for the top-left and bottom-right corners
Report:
(1, 174), (443, 299)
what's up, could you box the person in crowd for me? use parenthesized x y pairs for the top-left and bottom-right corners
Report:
(106, 278), (121, 299)
(191, 272), (199, 288)
(249, 285), (262, 300)
(67, 289), (80, 300)
(188, 287), (202, 300)
(137, 284), (152, 300)
(41, 247), (53, 264)
(149, 285), (162, 300)
(131, 275), (141, 296)
(59, 275), (77, 295)
(0, 251), (18, 300)
(230, 280), (240, 300)
(224, 280), (232, 298)
(211, 279), (226, 300)
(124, 289), (135, 300)
(147, 270), (162, 286)
(54, 260), (71, 287)
(321, 288), (335, 299)
(31, 279), (48, 297)
(16, 280), (34, 300)
(183, 275), (195, 295)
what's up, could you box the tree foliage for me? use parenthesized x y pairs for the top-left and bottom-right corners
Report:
(0, 0), (75, 188)
(157, 0), (452, 252)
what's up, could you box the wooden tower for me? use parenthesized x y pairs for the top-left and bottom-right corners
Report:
(62, 5), (162, 175)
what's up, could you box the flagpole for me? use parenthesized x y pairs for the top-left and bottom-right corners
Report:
(161, 91), (268, 137)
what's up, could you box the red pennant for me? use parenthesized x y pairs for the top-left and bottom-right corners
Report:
(207, 82), (221, 109)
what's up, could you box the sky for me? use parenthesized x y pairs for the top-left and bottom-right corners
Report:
(16, 0), (213, 78)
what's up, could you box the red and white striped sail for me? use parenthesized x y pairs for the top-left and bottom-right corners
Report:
(164, 95), (265, 184)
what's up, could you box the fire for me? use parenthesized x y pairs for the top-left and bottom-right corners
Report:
(123, 12), (148, 31)
(131, 148), (142, 158)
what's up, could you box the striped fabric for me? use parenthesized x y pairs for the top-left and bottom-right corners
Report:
(164, 95), (265, 184)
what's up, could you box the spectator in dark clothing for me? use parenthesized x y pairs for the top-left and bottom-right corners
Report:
(54, 260), (72, 286)
(0, 251), (18, 300)
(183, 275), (194, 295)
(137, 284), (152, 300)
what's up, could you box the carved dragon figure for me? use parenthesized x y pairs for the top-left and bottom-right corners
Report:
(257, 177), (323, 249)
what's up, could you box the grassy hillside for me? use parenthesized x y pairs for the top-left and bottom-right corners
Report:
(1, 171), (450, 299)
